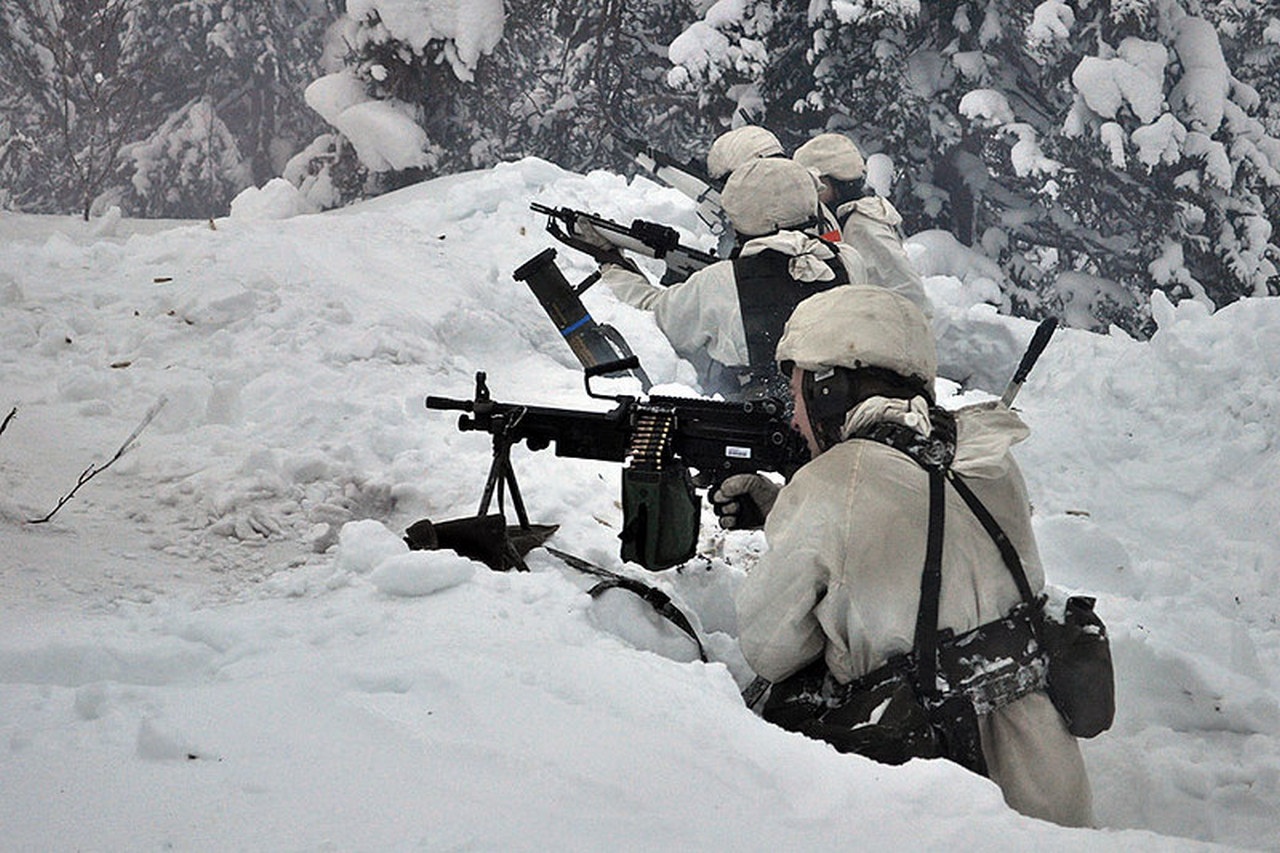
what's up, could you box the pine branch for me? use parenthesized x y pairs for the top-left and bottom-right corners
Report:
(0, 406), (15, 438)
(27, 396), (168, 525)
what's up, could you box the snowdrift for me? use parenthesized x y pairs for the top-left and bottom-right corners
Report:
(1, 160), (1277, 850)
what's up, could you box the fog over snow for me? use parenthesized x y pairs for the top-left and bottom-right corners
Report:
(2, 159), (1278, 850)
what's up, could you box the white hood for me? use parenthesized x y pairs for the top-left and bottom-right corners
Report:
(741, 231), (842, 282)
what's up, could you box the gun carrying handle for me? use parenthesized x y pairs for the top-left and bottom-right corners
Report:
(585, 356), (640, 379)
(584, 355), (645, 401)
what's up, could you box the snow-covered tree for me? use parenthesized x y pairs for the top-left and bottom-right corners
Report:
(995, 1), (1280, 327)
(0, 0), (158, 219)
(115, 98), (253, 218)
(0, 103), (41, 211)
(282, 132), (370, 212)
(0, 0), (334, 218)
(498, 0), (717, 173)
(666, 0), (1280, 334)
(117, 0), (336, 217)
(296, 0), (714, 210)
(291, 0), (505, 204)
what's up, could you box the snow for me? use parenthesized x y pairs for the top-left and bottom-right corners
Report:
(1169, 16), (1231, 135)
(229, 177), (318, 221)
(1026, 0), (1074, 54)
(959, 88), (1015, 126)
(865, 152), (895, 197)
(1071, 40), (1167, 125)
(305, 72), (432, 173)
(345, 0), (504, 82)
(1133, 112), (1189, 169)
(668, 22), (733, 84)
(3, 158), (1280, 850)
(666, 0), (773, 96)
(959, 88), (1062, 179)
(824, 0), (920, 25)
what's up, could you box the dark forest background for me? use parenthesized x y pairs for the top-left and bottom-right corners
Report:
(2, 0), (1277, 334)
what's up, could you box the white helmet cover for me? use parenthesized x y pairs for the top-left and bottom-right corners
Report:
(793, 133), (866, 182)
(777, 285), (937, 388)
(720, 158), (821, 238)
(706, 125), (784, 181)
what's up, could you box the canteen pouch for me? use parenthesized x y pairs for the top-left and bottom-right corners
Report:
(1039, 596), (1115, 737)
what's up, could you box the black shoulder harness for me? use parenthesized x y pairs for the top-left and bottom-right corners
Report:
(732, 247), (849, 390)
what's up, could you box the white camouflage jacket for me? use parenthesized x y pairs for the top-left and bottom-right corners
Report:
(736, 398), (1094, 827)
(601, 231), (928, 376)
(836, 195), (926, 298)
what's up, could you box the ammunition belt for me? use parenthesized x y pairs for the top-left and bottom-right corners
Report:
(628, 406), (676, 471)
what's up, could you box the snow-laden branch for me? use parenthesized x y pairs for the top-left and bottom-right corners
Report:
(27, 396), (168, 525)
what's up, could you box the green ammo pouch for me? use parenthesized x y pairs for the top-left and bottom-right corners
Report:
(619, 462), (699, 570)
(618, 405), (700, 571)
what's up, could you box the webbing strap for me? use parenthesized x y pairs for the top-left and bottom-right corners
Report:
(946, 473), (1036, 605)
(864, 428), (1038, 700)
(586, 577), (709, 663)
(545, 547), (708, 663)
(913, 469), (946, 698)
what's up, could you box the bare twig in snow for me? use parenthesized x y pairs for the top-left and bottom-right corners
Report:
(0, 407), (15, 438)
(28, 396), (168, 525)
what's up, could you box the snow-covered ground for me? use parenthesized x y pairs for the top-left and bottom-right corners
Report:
(2, 159), (1276, 850)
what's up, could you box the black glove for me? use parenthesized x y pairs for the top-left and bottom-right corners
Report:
(710, 474), (780, 530)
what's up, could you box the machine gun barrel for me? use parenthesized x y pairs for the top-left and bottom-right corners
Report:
(427, 388), (631, 463)
(424, 395), (474, 412)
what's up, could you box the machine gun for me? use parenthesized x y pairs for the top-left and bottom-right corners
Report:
(615, 134), (728, 238)
(426, 358), (808, 571)
(530, 203), (717, 285)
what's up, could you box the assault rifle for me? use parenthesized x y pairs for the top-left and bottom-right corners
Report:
(426, 358), (808, 571)
(616, 134), (728, 237)
(530, 203), (717, 285)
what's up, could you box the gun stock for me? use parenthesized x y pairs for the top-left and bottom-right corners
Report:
(613, 135), (728, 235)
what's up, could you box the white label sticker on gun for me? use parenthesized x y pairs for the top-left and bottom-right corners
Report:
(725, 446), (752, 459)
